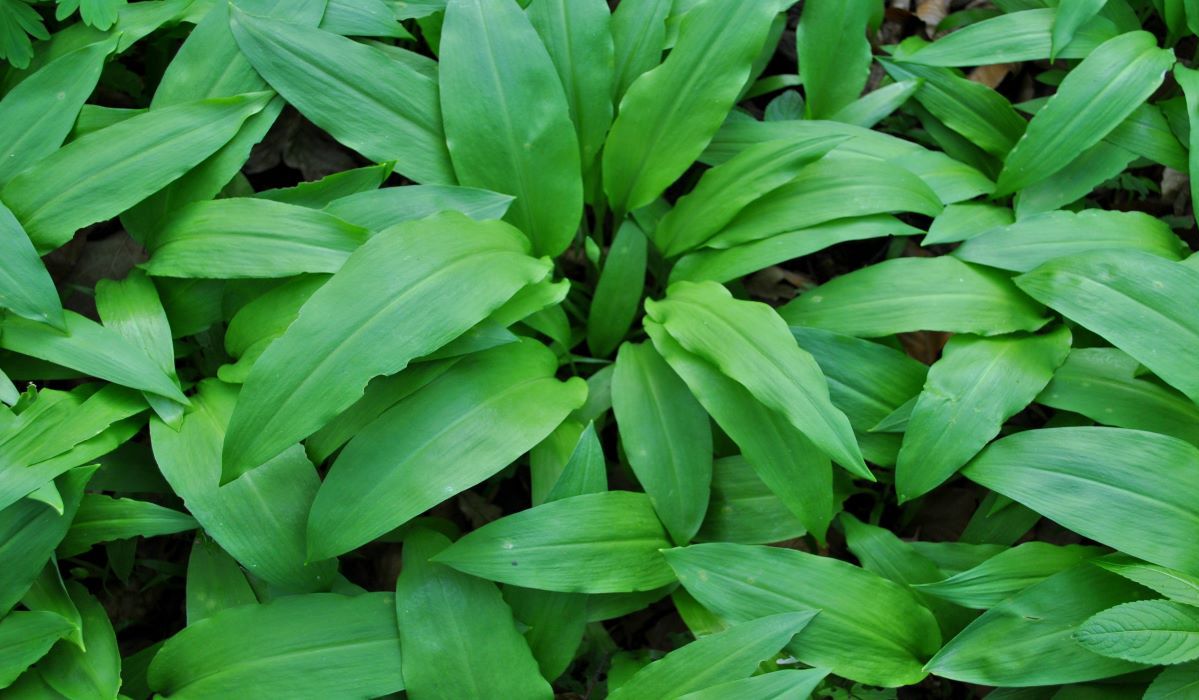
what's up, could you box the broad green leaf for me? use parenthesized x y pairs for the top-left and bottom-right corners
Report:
(1015, 251), (1199, 403)
(0, 38), (112, 185)
(704, 118), (994, 204)
(186, 535), (256, 625)
(0, 612), (74, 690)
(230, 8), (454, 184)
(924, 202), (1014, 245)
(783, 256), (1048, 337)
(602, 0), (779, 213)
(151, 380), (336, 592)
(676, 669), (831, 700)
(0, 468), (91, 616)
(653, 135), (844, 256)
(670, 215), (918, 286)
(38, 582), (120, 700)
(647, 323), (836, 539)
(1147, 662), (1199, 699)
(321, 0), (410, 37)
(704, 154), (943, 250)
(1105, 102), (1187, 172)
(1176, 66), (1199, 226)
(588, 220), (648, 357)
(145, 198), (369, 278)
(896, 328), (1071, 502)
(899, 9), (1117, 65)
(609, 0), (670, 101)
(440, 0), (582, 256)
(956, 209), (1187, 272)
(612, 341), (712, 544)
(527, 0), (614, 172)
(916, 542), (1103, 609)
(1013, 139), (1136, 217)
(0, 312), (187, 405)
(665, 543), (941, 687)
(608, 612), (817, 700)
(543, 422), (608, 503)
(995, 31), (1174, 196)
(20, 561), (82, 648)
(434, 491), (675, 594)
(322, 185), (513, 231)
(222, 212), (549, 478)
(148, 593), (404, 699)
(829, 79), (921, 128)
(0, 93), (270, 253)
(927, 562), (1148, 685)
(255, 163), (392, 208)
(1076, 601), (1199, 665)
(963, 427), (1199, 575)
(796, 0), (872, 118)
(1052, 0), (1110, 59)
(306, 340), (585, 559)
(696, 456), (806, 544)
(59, 494), (197, 557)
(396, 529), (552, 700)
(0, 202), (63, 329)
(1097, 556), (1199, 607)
(646, 282), (866, 476)
(503, 584), (587, 683)
(1037, 348), (1199, 447)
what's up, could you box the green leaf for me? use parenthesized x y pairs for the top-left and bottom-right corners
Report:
(230, 8), (454, 184)
(440, 0), (582, 256)
(612, 341), (712, 544)
(0, 612), (75, 690)
(20, 561), (82, 649)
(396, 529), (552, 700)
(1076, 600), (1199, 665)
(0, 311), (187, 405)
(1097, 556), (1199, 607)
(527, 0), (614, 173)
(646, 281), (866, 477)
(782, 256), (1048, 337)
(704, 154), (943, 250)
(306, 340), (585, 559)
(696, 456), (806, 544)
(796, 0), (872, 118)
(588, 220), (648, 357)
(0, 202), (63, 329)
(963, 427), (1199, 576)
(320, 0), (411, 38)
(995, 31), (1173, 196)
(255, 163), (392, 208)
(1015, 251), (1199, 403)
(145, 198), (370, 278)
(1175, 65), (1199, 226)
(150, 380), (336, 593)
(322, 184), (513, 231)
(222, 212), (549, 478)
(924, 202), (1014, 245)
(543, 422), (608, 503)
(433, 491), (675, 594)
(927, 562), (1149, 685)
(37, 581), (120, 700)
(956, 209), (1187, 272)
(610, 0), (670, 101)
(1052, 1), (1110, 60)
(1147, 661), (1199, 699)
(602, 0), (779, 213)
(899, 8), (1117, 66)
(652, 134), (844, 256)
(185, 535), (256, 626)
(665, 543), (941, 687)
(1037, 348), (1199, 447)
(59, 494), (197, 557)
(0, 38), (112, 185)
(916, 542), (1103, 609)
(608, 612), (817, 700)
(0, 92), (271, 253)
(676, 669), (831, 700)
(148, 593), (404, 699)
(829, 79), (921, 128)
(647, 323), (836, 539)
(896, 328), (1071, 502)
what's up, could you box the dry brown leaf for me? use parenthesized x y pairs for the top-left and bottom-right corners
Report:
(745, 266), (812, 302)
(969, 63), (1015, 88)
(913, 0), (950, 30)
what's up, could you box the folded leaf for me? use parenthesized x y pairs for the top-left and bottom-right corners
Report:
(397, 529), (553, 700)
(783, 256), (1047, 337)
(38, 581), (120, 700)
(0, 202), (63, 329)
(148, 593), (404, 699)
(1015, 251), (1199, 403)
(588, 220), (648, 357)
(230, 8), (454, 184)
(222, 212), (549, 478)
(1076, 600), (1199, 665)
(916, 542), (1103, 609)
(603, 0), (779, 213)
(665, 542), (941, 687)
(0, 611), (74, 689)
(0, 92), (270, 252)
(440, 0), (582, 256)
(434, 491), (675, 594)
(963, 427), (1199, 576)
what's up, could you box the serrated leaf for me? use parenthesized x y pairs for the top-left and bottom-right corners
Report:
(1076, 601), (1199, 666)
